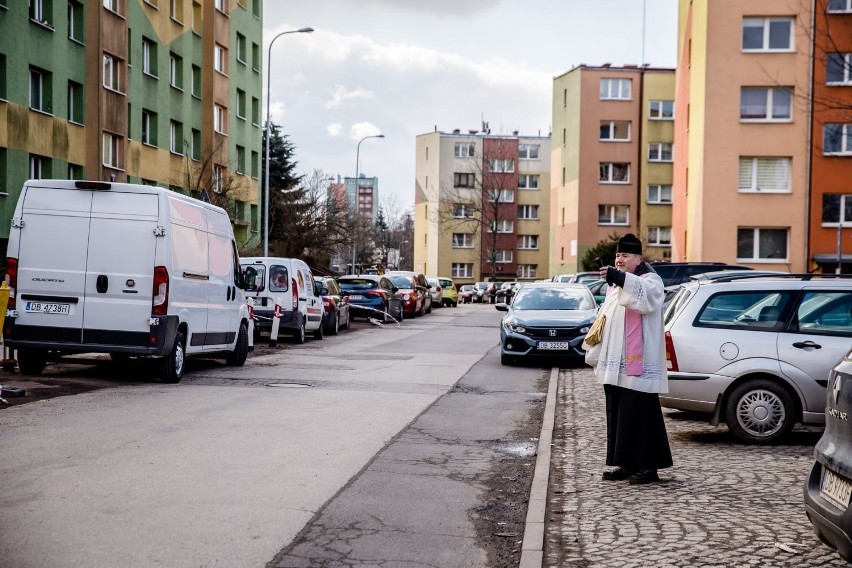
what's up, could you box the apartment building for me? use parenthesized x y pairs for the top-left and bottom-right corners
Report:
(0, 0), (263, 251)
(673, 0), (810, 271)
(551, 65), (675, 275)
(414, 129), (551, 284)
(344, 174), (379, 223)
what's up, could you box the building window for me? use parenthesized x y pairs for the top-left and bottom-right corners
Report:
(517, 235), (539, 250)
(600, 120), (631, 141)
(169, 120), (183, 154)
(649, 100), (674, 120)
(191, 128), (201, 160)
(192, 0), (201, 33)
(102, 133), (121, 168)
(252, 42), (260, 72)
(170, 0), (183, 21)
(518, 144), (539, 159)
(30, 67), (53, 113)
(600, 78), (631, 100)
(648, 143), (674, 162)
(488, 219), (514, 233)
(29, 154), (50, 179)
(822, 194), (852, 225)
(828, 0), (852, 12)
(454, 142), (475, 158)
(517, 264), (537, 279)
(824, 123), (852, 155)
(251, 150), (259, 178)
(103, 54), (122, 92)
(518, 204), (539, 220)
(213, 164), (225, 193)
(67, 80), (83, 124)
(452, 203), (474, 218)
(647, 227), (672, 247)
(68, 1), (84, 42)
(742, 17), (793, 52)
(142, 37), (157, 77)
(738, 157), (791, 192)
(488, 159), (514, 173)
(191, 64), (201, 98)
(169, 53), (183, 89)
(103, 0), (122, 15)
(647, 184), (673, 204)
(30, 0), (51, 24)
(737, 228), (788, 260)
(236, 33), (246, 64)
(67, 163), (84, 179)
(452, 233), (474, 248)
(251, 97), (260, 125)
(598, 204), (629, 225)
(236, 89), (246, 119)
(827, 53), (852, 85)
(451, 263), (473, 278)
(214, 105), (226, 134)
(141, 109), (157, 145)
(740, 87), (792, 121)
(0, 55), (6, 100)
(214, 0), (225, 12)
(494, 250), (513, 263)
(236, 145), (246, 174)
(453, 172), (475, 188)
(599, 162), (630, 183)
(487, 189), (514, 203)
(518, 174), (539, 190)
(214, 44), (227, 74)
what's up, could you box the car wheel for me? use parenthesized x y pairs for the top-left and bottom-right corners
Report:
(329, 312), (339, 335)
(725, 379), (795, 444)
(382, 303), (389, 323)
(343, 310), (351, 330)
(501, 353), (514, 366)
(313, 319), (324, 340)
(18, 348), (47, 376)
(293, 321), (306, 344)
(226, 323), (249, 366)
(160, 332), (186, 383)
(426, 299), (432, 313)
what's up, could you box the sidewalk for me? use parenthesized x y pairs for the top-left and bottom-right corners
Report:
(540, 367), (846, 567)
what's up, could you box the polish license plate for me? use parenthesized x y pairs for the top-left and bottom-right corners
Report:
(821, 467), (852, 509)
(350, 295), (363, 300)
(24, 301), (71, 315)
(537, 341), (571, 350)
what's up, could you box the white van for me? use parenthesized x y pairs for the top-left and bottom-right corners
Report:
(3, 180), (251, 382)
(240, 257), (323, 343)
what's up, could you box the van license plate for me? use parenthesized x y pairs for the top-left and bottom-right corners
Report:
(24, 302), (71, 315)
(537, 341), (571, 350)
(821, 467), (852, 509)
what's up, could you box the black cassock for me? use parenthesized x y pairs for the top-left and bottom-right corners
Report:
(604, 384), (673, 472)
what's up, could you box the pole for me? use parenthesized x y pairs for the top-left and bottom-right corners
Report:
(351, 134), (384, 274)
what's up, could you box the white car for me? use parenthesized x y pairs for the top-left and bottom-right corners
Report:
(426, 277), (443, 308)
(662, 273), (852, 444)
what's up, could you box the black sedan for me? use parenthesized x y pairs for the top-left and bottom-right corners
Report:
(496, 282), (598, 365)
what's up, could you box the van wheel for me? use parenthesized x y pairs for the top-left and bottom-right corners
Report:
(329, 312), (339, 336)
(18, 349), (47, 376)
(293, 322), (306, 344)
(725, 379), (795, 444)
(160, 332), (186, 384)
(226, 324), (249, 366)
(313, 320), (324, 340)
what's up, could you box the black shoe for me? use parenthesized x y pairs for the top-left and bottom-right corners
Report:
(602, 467), (630, 481)
(628, 470), (660, 485)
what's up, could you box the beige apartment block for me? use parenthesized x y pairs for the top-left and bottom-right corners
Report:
(414, 129), (551, 285)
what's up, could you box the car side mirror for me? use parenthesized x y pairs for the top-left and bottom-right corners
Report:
(495, 303), (508, 312)
(391, 286), (399, 293)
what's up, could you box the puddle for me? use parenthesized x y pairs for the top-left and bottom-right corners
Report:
(492, 440), (537, 457)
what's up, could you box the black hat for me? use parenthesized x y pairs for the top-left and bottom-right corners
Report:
(616, 233), (643, 255)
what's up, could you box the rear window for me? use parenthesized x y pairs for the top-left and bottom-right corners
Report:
(439, 278), (453, 288)
(388, 275), (414, 288)
(241, 265), (266, 292)
(339, 279), (378, 291)
(269, 265), (289, 292)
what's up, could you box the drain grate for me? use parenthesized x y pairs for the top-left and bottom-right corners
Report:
(265, 382), (313, 388)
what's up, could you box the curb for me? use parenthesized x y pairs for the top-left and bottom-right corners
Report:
(519, 366), (559, 568)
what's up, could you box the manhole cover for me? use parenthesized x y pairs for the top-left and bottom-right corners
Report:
(265, 382), (312, 388)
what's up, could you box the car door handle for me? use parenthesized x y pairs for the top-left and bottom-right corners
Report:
(96, 275), (108, 294)
(226, 287), (232, 301)
(793, 341), (822, 349)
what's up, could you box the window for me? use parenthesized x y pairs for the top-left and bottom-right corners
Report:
(103, 54), (122, 91)
(649, 100), (674, 119)
(29, 154), (49, 179)
(647, 184), (673, 204)
(738, 157), (791, 192)
(252, 42), (260, 72)
(518, 144), (539, 159)
(251, 150), (259, 178)
(452, 263), (473, 278)
(795, 292), (852, 337)
(518, 204), (539, 220)
(168, 53), (182, 89)
(169, 120), (182, 154)
(191, 128), (201, 160)
(598, 204), (629, 225)
(67, 163), (83, 179)
(191, 64), (201, 97)
(236, 33), (246, 64)
(453, 172), (475, 188)
(102, 132), (120, 168)
(600, 120), (631, 141)
(829, 0), (852, 12)
(647, 227), (672, 246)
(489, 159), (514, 173)
(740, 87), (792, 120)
(648, 143), (673, 162)
(827, 53), (852, 85)
(214, 44), (227, 74)
(236, 89), (246, 119)
(142, 37), (157, 76)
(453, 203), (474, 218)
(742, 17), (793, 52)
(235, 145), (245, 174)
(141, 110), (157, 145)
(214, 0), (225, 12)
(68, 1), (84, 42)
(251, 97), (260, 125)
(192, 0), (201, 33)
(824, 123), (852, 155)
(821, 194), (852, 225)
(494, 250), (513, 263)
(737, 228), (788, 260)
(213, 164), (225, 193)
(214, 104), (226, 133)
(29, 66), (52, 113)
(103, 0), (122, 14)
(517, 235), (539, 249)
(454, 142), (475, 158)
(696, 291), (793, 329)
(30, 0), (50, 24)
(488, 219), (514, 233)
(518, 174), (539, 189)
(67, 81), (83, 124)
(599, 162), (630, 183)
(487, 189), (514, 203)
(170, 0), (182, 20)
(452, 233), (474, 248)
(600, 78), (631, 100)
(0, 55), (6, 100)
(517, 265), (537, 279)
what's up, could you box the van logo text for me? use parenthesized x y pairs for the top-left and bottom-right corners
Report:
(32, 278), (65, 283)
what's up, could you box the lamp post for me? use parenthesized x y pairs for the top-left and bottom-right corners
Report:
(263, 26), (314, 257)
(350, 133), (385, 274)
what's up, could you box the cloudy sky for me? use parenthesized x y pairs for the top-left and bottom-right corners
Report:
(263, 0), (680, 213)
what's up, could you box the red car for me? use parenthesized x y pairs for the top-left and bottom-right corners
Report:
(386, 274), (424, 318)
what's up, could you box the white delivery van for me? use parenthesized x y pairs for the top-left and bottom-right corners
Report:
(240, 257), (323, 343)
(3, 180), (251, 382)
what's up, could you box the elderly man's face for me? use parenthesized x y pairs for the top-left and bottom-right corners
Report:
(615, 253), (643, 274)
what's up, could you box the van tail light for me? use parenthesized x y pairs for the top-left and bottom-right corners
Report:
(5, 257), (17, 310)
(665, 331), (678, 372)
(292, 278), (299, 309)
(152, 266), (169, 316)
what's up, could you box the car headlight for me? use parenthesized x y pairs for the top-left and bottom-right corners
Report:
(503, 318), (526, 333)
(580, 326), (590, 334)
(403, 294), (410, 301)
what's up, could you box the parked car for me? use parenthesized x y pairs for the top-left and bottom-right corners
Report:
(552, 274), (575, 283)
(315, 276), (350, 335)
(663, 269), (788, 305)
(458, 284), (475, 304)
(473, 281), (490, 303)
(337, 275), (403, 322)
(804, 347), (852, 563)
(385, 273), (424, 318)
(661, 274), (852, 444)
(385, 271), (432, 313)
(426, 277), (444, 309)
(585, 279), (608, 304)
(496, 282), (520, 304)
(496, 282), (598, 365)
(650, 261), (753, 287)
(438, 277), (458, 307)
(570, 272), (603, 285)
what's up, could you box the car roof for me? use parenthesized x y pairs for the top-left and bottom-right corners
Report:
(339, 274), (384, 281)
(684, 273), (852, 289)
(517, 282), (589, 290)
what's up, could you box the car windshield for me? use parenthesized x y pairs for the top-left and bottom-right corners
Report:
(339, 279), (378, 291)
(512, 287), (595, 311)
(387, 275), (414, 288)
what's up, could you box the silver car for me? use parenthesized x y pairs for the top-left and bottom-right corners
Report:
(426, 276), (443, 309)
(661, 273), (852, 444)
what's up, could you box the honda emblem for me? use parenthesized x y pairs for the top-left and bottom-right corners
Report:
(549, 330), (556, 337)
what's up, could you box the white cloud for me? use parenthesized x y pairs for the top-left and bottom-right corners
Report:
(350, 122), (384, 140)
(326, 123), (342, 137)
(268, 101), (287, 125)
(324, 85), (375, 109)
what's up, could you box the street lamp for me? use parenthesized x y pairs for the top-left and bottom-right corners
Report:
(351, 134), (385, 274)
(263, 26), (314, 257)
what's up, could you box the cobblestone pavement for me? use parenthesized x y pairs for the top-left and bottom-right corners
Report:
(545, 367), (847, 568)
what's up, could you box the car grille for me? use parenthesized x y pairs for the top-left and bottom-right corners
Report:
(524, 326), (583, 339)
